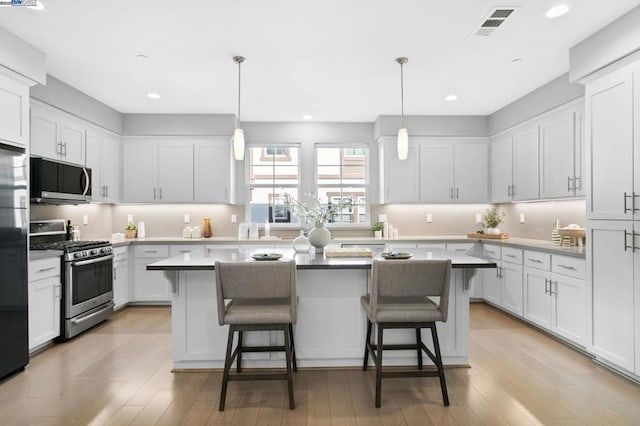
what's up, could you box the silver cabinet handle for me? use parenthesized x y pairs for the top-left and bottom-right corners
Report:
(179, 250), (191, 253)
(144, 250), (158, 253)
(507, 185), (511, 197)
(624, 192), (637, 213)
(455, 248), (467, 252)
(496, 267), (500, 278)
(567, 176), (573, 192)
(544, 278), (549, 295)
(557, 264), (577, 271)
(574, 176), (582, 191)
(159, 188), (163, 199)
(549, 281), (557, 296)
(456, 188), (459, 199)
(153, 188), (157, 200)
(511, 185), (516, 197)
(37, 266), (57, 273)
(505, 254), (517, 258)
(528, 258), (543, 263)
(450, 188), (454, 199)
(624, 230), (634, 251)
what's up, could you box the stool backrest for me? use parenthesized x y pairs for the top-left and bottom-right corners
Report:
(215, 259), (297, 325)
(371, 258), (452, 321)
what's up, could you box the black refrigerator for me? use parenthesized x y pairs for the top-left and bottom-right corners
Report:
(0, 143), (28, 380)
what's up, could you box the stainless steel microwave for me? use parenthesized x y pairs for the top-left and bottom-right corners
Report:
(30, 157), (92, 204)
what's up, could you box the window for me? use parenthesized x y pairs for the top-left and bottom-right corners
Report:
(315, 145), (368, 225)
(247, 145), (300, 224)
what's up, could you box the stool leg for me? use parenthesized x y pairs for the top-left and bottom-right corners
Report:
(219, 325), (235, 411)
(288, 323), (298, 372)
(283, 324), (295, 409)
(375, 323), (384, 408)
(415, 328), (423, 370)
(236, 330), (243, 373)
(363, 319), (372, 371)
(430, 323), (449, 407)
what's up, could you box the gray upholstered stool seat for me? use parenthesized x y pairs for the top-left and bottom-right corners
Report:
(215, 259), (297, 411)
(362, 258), (451, 408)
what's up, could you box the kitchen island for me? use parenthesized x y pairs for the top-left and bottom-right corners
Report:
(148, 247), (496, 370)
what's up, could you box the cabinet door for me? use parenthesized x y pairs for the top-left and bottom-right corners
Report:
(419, 143), (454, 202)
(0, 72), (29, 147)
(379, 139), (419, 203)
(101, 135), (120, 203)
(455, 143), (488, 202)
(589, 221), (634, 371)
(483, 266), (502, 306)
(134, 258), (170, 301)
(85, 130), (104, 201)
(586, 67), (634, 220)
(60, 119), (85, 165)
(540, 109), (576, 198)
(28, 276), (61, 350)
(501, 263), (523, 316)
(551, 273), (585, 346)
(30, 107), (60, 159)
(490, 136), (512, 202)
(122, 142), (158, 202)
(158, 142), (194, 202)
(513, 125), (539, 201)
(575, 109), (586, 197)
(523, 267), (552, 330)
(113, 260), (129, 309)
(194, 140), (232, 203)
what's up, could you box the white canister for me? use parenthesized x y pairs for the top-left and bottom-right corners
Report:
(249, 223), (259, 239)
(182, 226), (192, 239)
(137, 221), (146, 239)
(238, 223), (249, 240)
(191, 226), (201, 238)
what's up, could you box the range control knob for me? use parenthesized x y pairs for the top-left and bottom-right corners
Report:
(90, 249), (98, 255)
(74, 252), (82, 259)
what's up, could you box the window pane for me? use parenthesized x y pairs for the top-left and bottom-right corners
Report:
(315, 186), (367, 224)
(249, 188), (299, 224)
(316, 147), (341, 165)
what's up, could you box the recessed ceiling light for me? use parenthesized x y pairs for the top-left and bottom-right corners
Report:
(546, 3), (571, 18)
(27, 0), (45, 10)
(146, 92), (160, 99)
(445, 94), (458, 102)
(302, 114), (313, 120)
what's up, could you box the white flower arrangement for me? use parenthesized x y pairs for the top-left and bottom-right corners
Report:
(284, 192), (352, 226)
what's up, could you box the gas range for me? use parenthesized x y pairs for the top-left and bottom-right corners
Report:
(30, 240), (113, 261)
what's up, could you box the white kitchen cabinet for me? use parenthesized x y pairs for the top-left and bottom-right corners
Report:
(194, 139), (235, 203)
(483, 266), (502, 305)
(551, 271), (586, 346)
(491, 135), (513, 202)
(113, 247), (129, 309)
(86, 129), (120, 203)
(122, 141), (157, 202)
(133, 245), (170, 302)
(512, 125), (539, 201)
(586, 64), (635, 220)
(540, 105), (583, 199)
(419, 141), (488, 203)
(0, 71), (29, 147)
(589, 220), (635, 372)
(157, 141), (194, 202)
(30, 103), (85, 165)
(378, 137), (419, 203)
(28, 257), (61, 351)
(523, 267), (552, 329)
(501, 257), (523, 316)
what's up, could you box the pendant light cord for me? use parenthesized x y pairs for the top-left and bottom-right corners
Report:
(237, 59), (242, 127)
(400, 61), (404, 128)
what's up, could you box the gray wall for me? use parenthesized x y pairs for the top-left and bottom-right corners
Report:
(488, 73), (584, 136)
(30, 75), (123, 133)
(374, 115), (488, 138)
(570, 5), (640, 82)
(0, 25), (46, 84)
(122, 114), (235, 136)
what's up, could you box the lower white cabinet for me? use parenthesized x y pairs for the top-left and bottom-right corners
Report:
(113, 247), (129, 309)
(28, 257), (61, 351)
(501, 262), (523, 316)
(524, 267), (553, 329)
(551, 272), (586, 345)
(483, 266), (502, 305)
(133, 245), (170, 302)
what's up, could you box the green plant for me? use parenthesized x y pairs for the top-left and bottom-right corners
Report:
(372, 222), (383, 232)
(125, 222), (137, 231)
(483, 208), (505, 229)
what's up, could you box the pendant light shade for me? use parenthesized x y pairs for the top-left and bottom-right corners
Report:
(395, 57), (408, 160)
(233, 55), (246, 161)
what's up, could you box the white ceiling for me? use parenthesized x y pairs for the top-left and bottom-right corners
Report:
(1, 0), (638, 122)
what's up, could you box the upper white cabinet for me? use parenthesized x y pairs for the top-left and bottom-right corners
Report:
(30, 103), (85, 165)
(586, 64), (637, 220)
(491, 125), (539, 202)
(0, 72), (29, 147)
(491, 135), (513, 202)
(122, 139), (194, 203)
(86, 128), (120, 203)
(380, 136), (488, 204)
(419, 141), (488, 203)
(378, 137), (419, 203)
(194, 138), (235, 203)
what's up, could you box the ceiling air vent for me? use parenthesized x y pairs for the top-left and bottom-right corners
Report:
(472, 7), (518, 37)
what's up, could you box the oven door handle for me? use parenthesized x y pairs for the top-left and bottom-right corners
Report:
(70, 301), (115, 324)
(73, 254), (114, 266)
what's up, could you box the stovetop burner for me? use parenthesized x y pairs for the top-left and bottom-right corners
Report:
(30, 240), (111, 253)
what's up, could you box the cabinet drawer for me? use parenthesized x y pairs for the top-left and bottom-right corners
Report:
(169, 244), (203, 256)
(524, 250), (551, 270)
(113, 246), (128, 261)
(29, 257), (60, 281)
(482, 244), (501, 260)
(134, 245), (169, 258)
(502, 247), (523, 264)
(552, 255), (585, 279)
(446, 243), (475, 254)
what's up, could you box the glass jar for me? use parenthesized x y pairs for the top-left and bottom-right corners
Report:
(203, 218), (213, 238)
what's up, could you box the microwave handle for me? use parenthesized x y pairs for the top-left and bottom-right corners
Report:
(82, 168), (90, 195)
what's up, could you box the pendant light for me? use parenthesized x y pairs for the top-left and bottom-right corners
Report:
(233, 55), (246, 161)
(395, 57), (408, 160)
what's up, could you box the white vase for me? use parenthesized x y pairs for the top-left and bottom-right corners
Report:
(308, 223), (331, 253)
(374, 230), (382, 240)
(487, 227), (501, 235)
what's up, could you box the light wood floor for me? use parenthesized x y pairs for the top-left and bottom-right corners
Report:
(2, 304), (640, 425)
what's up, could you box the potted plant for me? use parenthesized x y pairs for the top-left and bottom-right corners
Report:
(125, 222), (137, 239)
(372, 222), (383, 240)
(483, 208), (505, 235)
